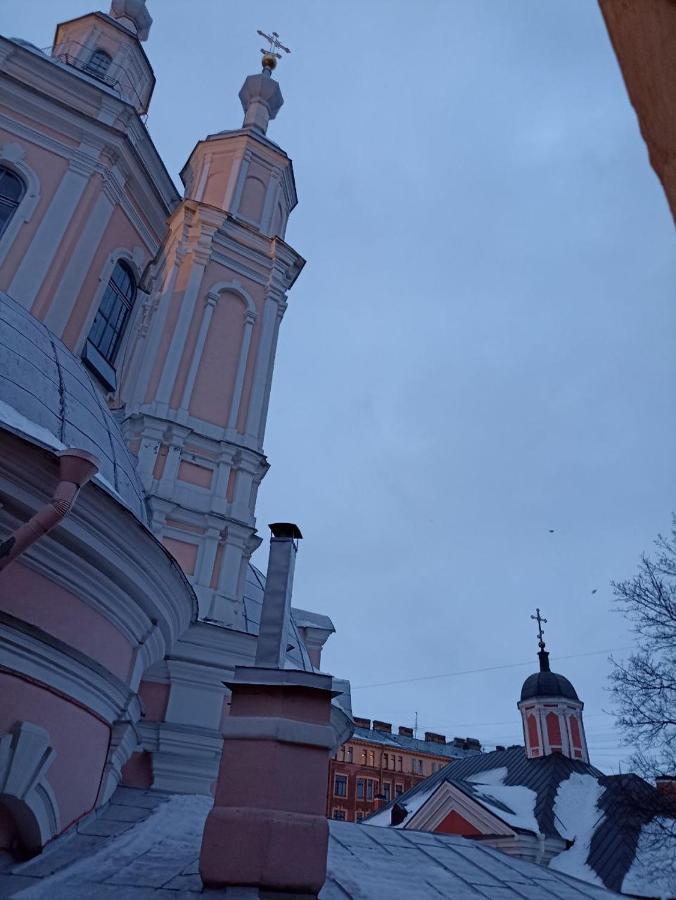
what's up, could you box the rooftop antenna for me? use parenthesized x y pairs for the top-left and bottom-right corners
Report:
(414, 711), (418, 739)
(257, 29), (291, 71)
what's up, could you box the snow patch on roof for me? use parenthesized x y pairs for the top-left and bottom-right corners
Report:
(549, 772), (606, 888)
(466, 767), (540, 835)
(621, 816), (676, 899)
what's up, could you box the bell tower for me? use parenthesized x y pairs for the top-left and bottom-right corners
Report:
(517, 610), (589, 763)
(119, 40), (304, 629)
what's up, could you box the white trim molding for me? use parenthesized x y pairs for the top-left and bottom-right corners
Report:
(0, 721), (60, 852)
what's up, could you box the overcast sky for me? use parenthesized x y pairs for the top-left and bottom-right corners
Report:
(6, 1), (675, 772)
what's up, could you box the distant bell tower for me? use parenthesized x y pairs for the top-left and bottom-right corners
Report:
(517, 609), (589, 763)
(119, 36), (304, 628)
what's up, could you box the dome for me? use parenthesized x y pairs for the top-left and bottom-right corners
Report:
(0, 292), (148, 522)
(520, 669), (579, 702)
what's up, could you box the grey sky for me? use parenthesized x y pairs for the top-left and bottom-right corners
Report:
(5, 0), (675, 772)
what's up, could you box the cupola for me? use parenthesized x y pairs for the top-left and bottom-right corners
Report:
(51, 0), (155, 114)
(517, 609), (589, 763)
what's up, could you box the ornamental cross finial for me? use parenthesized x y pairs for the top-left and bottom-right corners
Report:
(257, 29), (291, 68)
(531, 607), (548, 650)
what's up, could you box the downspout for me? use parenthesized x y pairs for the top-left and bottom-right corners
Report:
(0, 448), (99, 572)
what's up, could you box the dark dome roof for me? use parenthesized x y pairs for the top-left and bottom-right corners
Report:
(520, 669), (579, 702)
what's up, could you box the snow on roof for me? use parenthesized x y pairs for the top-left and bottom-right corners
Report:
(465, 767), (541, 835)
(549, 772), (607, 889)
(2, 787), (621, 898)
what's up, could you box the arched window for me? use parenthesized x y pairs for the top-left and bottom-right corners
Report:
(0, 166), (25, 240)
(87, 261), (136, 365)
(84, 49), (112, 79)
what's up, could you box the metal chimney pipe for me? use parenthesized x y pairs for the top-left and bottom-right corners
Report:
(0, 448), (99, 573)
(255, 522), (302, 668)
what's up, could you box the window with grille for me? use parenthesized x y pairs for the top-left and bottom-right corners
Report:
(87, 261), (136, 365)
(332, 809), (346, 821)
(84, 48), (112, 79)
(0, 166), (25, 240)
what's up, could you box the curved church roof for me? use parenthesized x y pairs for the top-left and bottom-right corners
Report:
(520, 669), (579, 702)
(0, 292), (147, 521)
(520, 649), (579, 702)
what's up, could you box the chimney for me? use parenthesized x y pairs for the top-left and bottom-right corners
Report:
(353, 716), (371, 730)
(200, 524), (338, 896)
(424, 731), (446, 744)
(398, 726), (414, 738)
(656, 776), (676, 799)
(373, 720), (392, 734)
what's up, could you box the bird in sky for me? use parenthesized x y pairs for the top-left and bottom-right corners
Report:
(591, 588), (598, 594)
(548, 529), (555, 533)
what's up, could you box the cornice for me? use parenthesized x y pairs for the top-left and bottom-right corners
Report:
(0, 437), (196, 666)
(0, 611), (141, 724)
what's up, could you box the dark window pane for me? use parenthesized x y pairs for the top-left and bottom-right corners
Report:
(87, 261), (136, 364)
(0, 166), (25, 239)
(85, 49), (112, 78)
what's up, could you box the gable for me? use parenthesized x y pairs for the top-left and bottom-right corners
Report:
(406, 782), (516, 836)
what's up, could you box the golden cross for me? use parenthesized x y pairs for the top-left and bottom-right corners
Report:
(257, 29), (291, 61)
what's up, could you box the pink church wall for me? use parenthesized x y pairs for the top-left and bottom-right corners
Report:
(178, 460), (213, 488)
(32, 172), (102, 320)
(0, 673), (110, 832)
(120, 751), (153, 789)
(162, 537), (197, 575)
(0, 563), (134, 682)
(138, 680), (170, 721)
(144, 253), (191, 403)
(0, 130), (68, 290)
(189, 291), (247, 426)
(63, 205), (150, 350)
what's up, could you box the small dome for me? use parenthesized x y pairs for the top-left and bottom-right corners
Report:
(0, 292), (147, 522)
(520, 670), (579, 702)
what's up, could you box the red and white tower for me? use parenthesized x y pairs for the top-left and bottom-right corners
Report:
(517, 609), (589, 763)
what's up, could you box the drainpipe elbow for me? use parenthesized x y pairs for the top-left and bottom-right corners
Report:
(0, 448), (99, 573)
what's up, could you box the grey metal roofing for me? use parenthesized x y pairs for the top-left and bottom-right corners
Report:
(0, 292), (148, 522)
(351, 725), (481, 759)
(368, 746), (675, 896)
(520, 669), (579, 702)
(0, 786), (620, 898)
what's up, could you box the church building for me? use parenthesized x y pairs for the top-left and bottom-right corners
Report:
(0, 1), (650, 896)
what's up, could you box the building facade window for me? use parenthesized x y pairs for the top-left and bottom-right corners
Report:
(356, 811), (364, 822)
(0, 166), (25, 240)
(356, 778), (365, 800)
(395, 783), (403, 796)
(88, 260), (136, 359)
(367, 751), (374, 767)
(383, 782), (391, 802)
(346, 746), (353, 763)
(334, 774), (347, 798)
(383, 753), (388, 769)
(366, 780), (374, 801)
(85, 48), (112, 79)
(397, 755), (403, 772)
(332, 809), (346, 821)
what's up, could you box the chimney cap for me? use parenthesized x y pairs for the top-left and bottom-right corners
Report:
(269, 522), (303, 539)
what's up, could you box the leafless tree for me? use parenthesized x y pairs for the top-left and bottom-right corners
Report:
(610, 522), (676, 780)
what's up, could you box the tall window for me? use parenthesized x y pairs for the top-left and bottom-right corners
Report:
(0, 166), (25, 240)
(334, 775), (347, 798)
(87, 261), (136, 364)
(85, 48), (112, 79)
